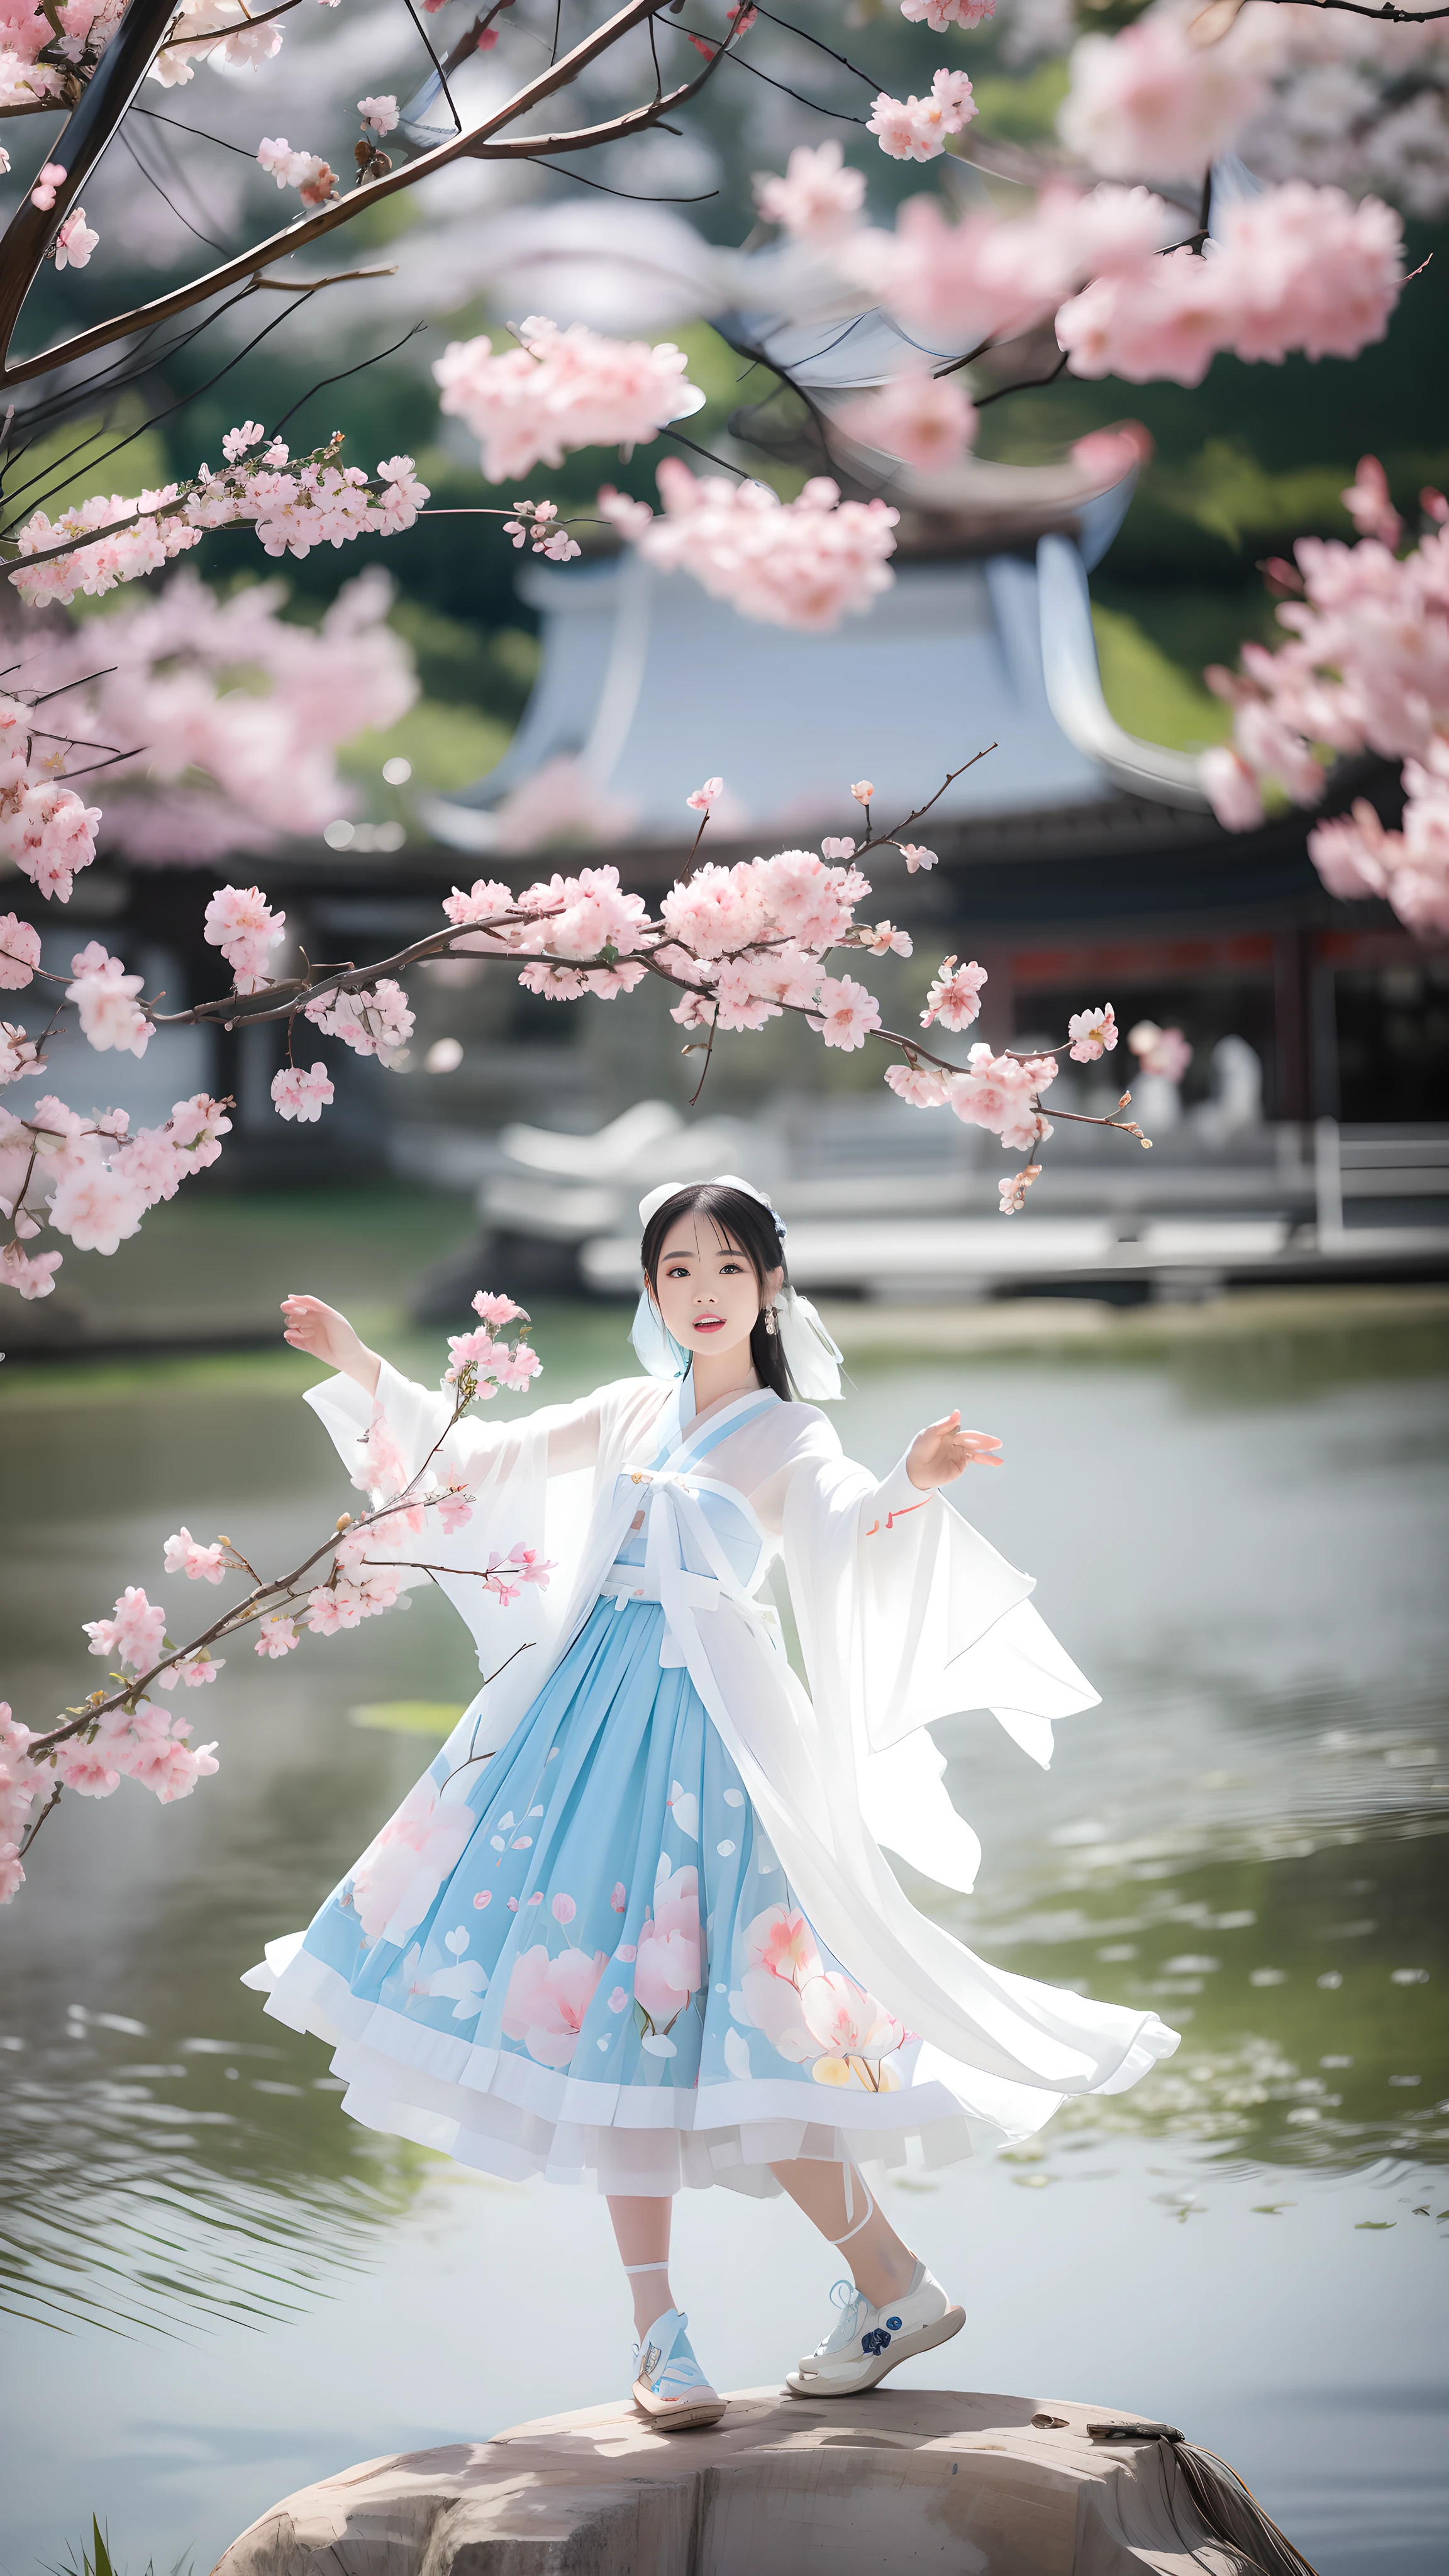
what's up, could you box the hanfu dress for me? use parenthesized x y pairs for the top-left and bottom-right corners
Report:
(244, 1362), (1177, 2195)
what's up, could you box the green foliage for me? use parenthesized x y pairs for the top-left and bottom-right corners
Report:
(339, 697), (513, 794)
(44, 2516), (192, 2576)
(388, 597), (540, 721)
(350, 1701), (458, 1735)
(1089, 601), (1233, 752)
(967, 57), (1070, 143)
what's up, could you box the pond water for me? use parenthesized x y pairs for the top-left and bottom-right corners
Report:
(2, 1303), (1446, 2576)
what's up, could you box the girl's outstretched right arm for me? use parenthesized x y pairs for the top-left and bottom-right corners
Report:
(281, 1295), (380, 1393)
(279, 1293), (606, 1476)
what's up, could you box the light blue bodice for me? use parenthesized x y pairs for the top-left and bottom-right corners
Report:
(608, 1380), (778, 1596)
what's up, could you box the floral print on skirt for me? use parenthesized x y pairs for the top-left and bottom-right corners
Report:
(293, 1591), (941, 2192)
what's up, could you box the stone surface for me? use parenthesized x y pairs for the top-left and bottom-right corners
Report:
(211, 2385), (1240, 2575)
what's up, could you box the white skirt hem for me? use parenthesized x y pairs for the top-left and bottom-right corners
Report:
(243, 1933), (1066, 2196)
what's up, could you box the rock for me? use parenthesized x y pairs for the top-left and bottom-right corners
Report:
(211, 2385), (1240, 2575)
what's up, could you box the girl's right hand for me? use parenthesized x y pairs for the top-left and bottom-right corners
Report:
(281, 1294), (381, 1396)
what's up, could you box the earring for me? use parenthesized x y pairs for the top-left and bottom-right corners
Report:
(763, 1303), (778, 1337)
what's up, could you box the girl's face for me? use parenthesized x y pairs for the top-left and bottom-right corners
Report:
(650, 1213), (782, 1367)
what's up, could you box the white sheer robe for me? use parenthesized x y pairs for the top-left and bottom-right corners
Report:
(257, 1363), (1176, 2147)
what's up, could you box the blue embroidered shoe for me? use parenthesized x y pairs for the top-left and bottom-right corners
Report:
(632, 2307), (727, 2431)
(784, 2262), (965, 2398)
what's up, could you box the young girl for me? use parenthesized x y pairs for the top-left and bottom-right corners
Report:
(250, 1177), (1175, 2431)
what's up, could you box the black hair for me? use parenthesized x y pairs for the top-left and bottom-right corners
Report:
(640, 1182), (792, 1402)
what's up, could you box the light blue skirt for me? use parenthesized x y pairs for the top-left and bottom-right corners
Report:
(280, 1594), (981, 2195)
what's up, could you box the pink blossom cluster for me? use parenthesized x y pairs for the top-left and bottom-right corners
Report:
(808, 975), (881, 1050)
(1055, 1), (1449, 221)
(165, 1526), (228, 1583)
(442, 1288), (543, 1395)
(19, 565), (416, 851)
(0, 1020), (43, 1085)
(441, 845), (878, 1033)
(433, 315), (699, 484)
(658, 847), (872, 1036)
(998, 1163), (1043, 1216)
(65, 938), (150, 1054)
(1307, 757), (1449, 938)
(752, 139), (865, 242)
(920, 953), (987, 1030)
(867, 69), (977, 164)
(602, 459), (898, 634)
(270, 1062), (335, 1122)
(257, 136), (338, 203)
(0, 714), (102, 902)
(852, 176), (1402, 389)
(10, 442), (429, 608)
(83, 1582), (167, 1670)
(1201, 472), (1449, 931)
(442, 863), (650, 998)
(1058, 11), (1268, 184)
(204, 882), (286, 991)
(304, 977), (416, 1062)
(1, 1703), (42, 1902)
(501, 499), (582, 563)
(1068, 1002), (1117, 1062)
(947, 1043), (1058, 1154)
(305, 1524), (413, 1633)
(1057, 184), (1404, 388)
(152, 0), (284, 81)
(9, 485), (205, 606)
(835, 370), (978, 474)
(43, 1696), (217, 1810)
(852, 180), (1167, 357)
(899, 0), (994, 26)
(1129, 1019), (1192, 1083)
(1, 11), (60, 107)
(1, 1087), (230, 1297)
(2, 0), (123, 109)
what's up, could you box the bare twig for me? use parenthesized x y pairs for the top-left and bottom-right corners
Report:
(0, 0), (740, 393)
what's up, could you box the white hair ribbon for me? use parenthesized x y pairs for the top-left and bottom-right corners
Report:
(637, 1173), (786, 1238)
(772, 1285), (844, 1402)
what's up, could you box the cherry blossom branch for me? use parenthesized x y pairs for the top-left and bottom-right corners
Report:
(0, 0), (744, 393)
(1229, 0), (1449, 16)
(1, 1309), (552, 1900)
(852, 747), (998, 861)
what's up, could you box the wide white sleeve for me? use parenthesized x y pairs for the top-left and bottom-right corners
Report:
(299, 1365), (619, 1697)
(784, 1432), (1097, 1757)
(302, 1360), (607, 1492)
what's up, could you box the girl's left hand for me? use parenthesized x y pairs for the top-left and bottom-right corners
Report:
(906, 1410), (1003, 1489)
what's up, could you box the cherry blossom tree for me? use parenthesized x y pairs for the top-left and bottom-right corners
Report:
(0, 0), (1435, 1889)
(0, 0), (1430, 1285)
(0, 736), (1152, 1304)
